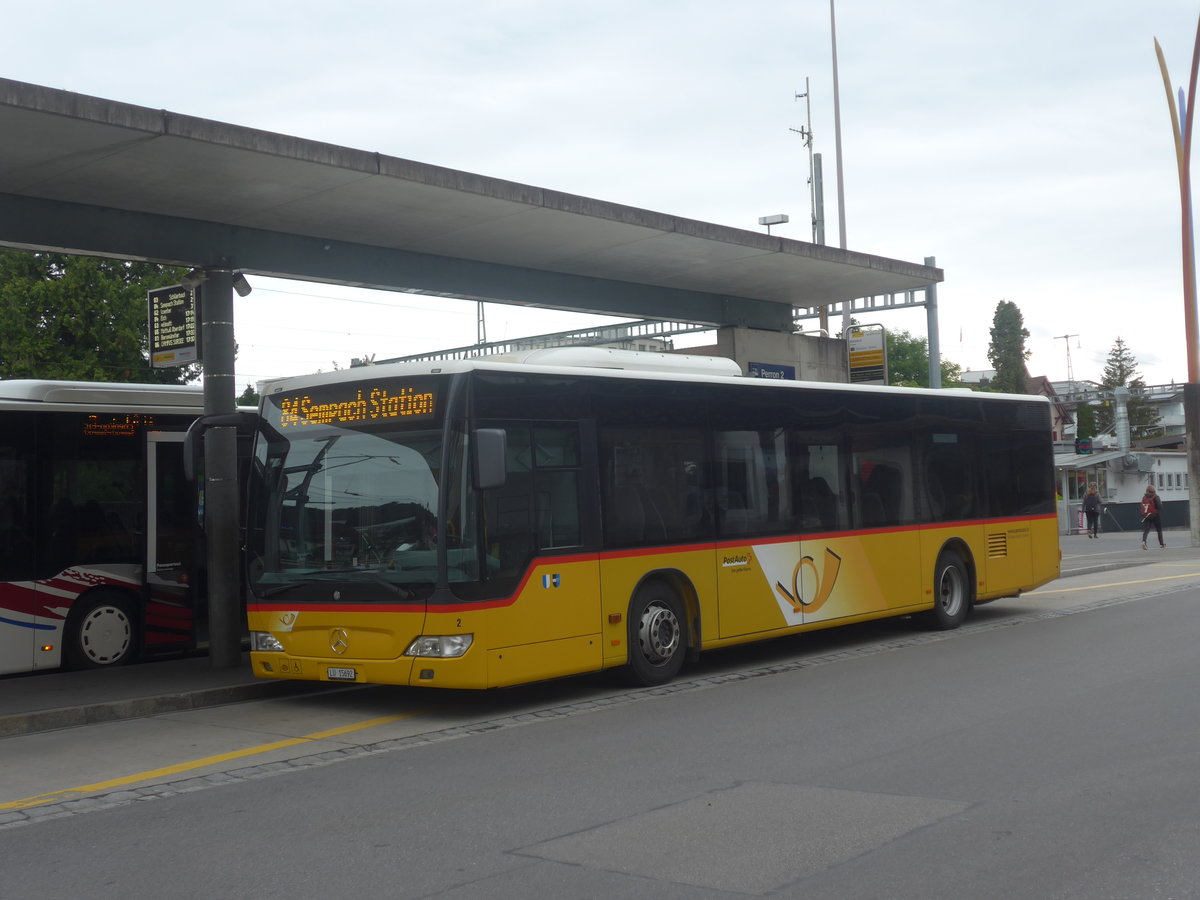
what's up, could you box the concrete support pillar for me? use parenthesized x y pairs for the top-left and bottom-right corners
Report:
(925, 255), (940, 389)
(200, 268), (243, 667)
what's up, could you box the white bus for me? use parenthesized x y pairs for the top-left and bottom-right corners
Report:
(0, 380), (223, 674)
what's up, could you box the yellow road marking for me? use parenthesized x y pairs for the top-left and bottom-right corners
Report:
(1027, 570), (1200, 595)
(1, 712), (418, 812)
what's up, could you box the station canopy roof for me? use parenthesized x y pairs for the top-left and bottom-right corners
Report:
(0, 77), (941, 330)
(1053, 449), (1129, 469)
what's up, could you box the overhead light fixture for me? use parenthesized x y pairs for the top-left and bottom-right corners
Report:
(758, 214), (789, 235)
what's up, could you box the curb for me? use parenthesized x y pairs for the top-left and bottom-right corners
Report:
(0, 679), (317, 739)
(1058, 561), (1161, 579)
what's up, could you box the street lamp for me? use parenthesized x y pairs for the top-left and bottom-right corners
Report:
(758, 214), (789, 235)
(1154, 20), (1200, 548)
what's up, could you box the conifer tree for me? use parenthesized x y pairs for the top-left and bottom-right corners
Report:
(1094, 337), (1161, 439)
(986, 300), (1030, 393)
(1074, 402), (1098, 441)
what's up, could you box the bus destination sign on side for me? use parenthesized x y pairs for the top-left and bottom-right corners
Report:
(148, 285), (199, 368)
(82, 413), (158, 438)
(277, 383), (437, 429)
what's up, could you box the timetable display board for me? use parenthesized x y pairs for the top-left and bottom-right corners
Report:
(846, 323), (887, 385)
(148, 284), (200, 368)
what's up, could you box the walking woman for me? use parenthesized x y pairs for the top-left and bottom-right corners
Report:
(1083, 481), (1101, 539)
(1140, 483), (1164, 549)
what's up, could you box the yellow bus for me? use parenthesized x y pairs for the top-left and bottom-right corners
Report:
(245, 349), (1060, 689)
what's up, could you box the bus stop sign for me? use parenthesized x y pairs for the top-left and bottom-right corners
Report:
(846, 323), (887, 385)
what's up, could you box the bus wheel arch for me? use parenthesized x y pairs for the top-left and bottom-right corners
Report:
(624, 573), (693, 686)
(63, 588), (140, 669)
(925, 542), (974, 630)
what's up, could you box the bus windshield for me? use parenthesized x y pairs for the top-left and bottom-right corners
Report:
(249, 378), (479, 598)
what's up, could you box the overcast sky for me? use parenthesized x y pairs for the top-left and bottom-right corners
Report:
(7, 1), (1199, 388)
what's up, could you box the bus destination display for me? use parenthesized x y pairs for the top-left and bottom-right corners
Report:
(277, 383), (437, 429)
(83, 413), (158, 438)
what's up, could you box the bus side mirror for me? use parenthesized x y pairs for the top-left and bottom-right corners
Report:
(183, 412), (260, 482)
(474, 428), (507, 489)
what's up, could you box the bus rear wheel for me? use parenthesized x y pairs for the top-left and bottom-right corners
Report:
(925, 550), (971, 630)
(64, 591), (139, 669)
(626, 584), (686, 686)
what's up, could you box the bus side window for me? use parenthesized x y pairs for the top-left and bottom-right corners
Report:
(0, 436), (34, 580)
(483, 423), (582, 578)
(851, 434), (913, 528)
(486, 426), (535, 578)
(922, 433), (976, 523)
(600, 425), (707, 546)
(791, 438), (844, 533)
(532, 426), (581, 550)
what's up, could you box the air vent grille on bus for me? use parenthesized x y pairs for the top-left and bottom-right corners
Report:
(987, 532), (1008, 558)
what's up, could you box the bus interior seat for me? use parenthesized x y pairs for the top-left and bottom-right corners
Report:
(639, 484), (668, 541)
(806, 477), (837, 529)
(862, 465), (901, 526)
(607, 485), (644, 543)
(860, 494), (886, 526)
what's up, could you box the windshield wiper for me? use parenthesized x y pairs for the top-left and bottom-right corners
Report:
(255, 579), (317, 598)
(256, 571), (416, 601)
(370, 577), (414, 600)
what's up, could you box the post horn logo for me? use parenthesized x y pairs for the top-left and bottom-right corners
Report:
(775, 547), (843, 615)
(330, 628), (350, 655)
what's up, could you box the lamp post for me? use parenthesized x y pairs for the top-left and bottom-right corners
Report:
(758, 214), (789, 235)
(829, 0), (850, 337)
(1154, 18), (1200, 547)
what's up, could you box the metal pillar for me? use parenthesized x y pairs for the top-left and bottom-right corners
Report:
(1187, 383), (1200, 548)
(924, 255), (940, 388)
(200, 268), (243, 667)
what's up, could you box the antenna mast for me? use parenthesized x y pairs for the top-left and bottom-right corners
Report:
(792, 79), (829, 332)
(1055, 333), (1079, 392)
(791, 78), (819, 244)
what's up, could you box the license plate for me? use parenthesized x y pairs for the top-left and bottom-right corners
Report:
(326, 667), (357, 681)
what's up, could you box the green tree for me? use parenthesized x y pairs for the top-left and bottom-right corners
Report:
(1074, 402), (1098, 441)
(237, 383), (261, 406)
(986, 300), (1030, 394)
(885, 329), (965, 388)
(0, 249), (198, 383)
(1094, 337), (1161, 439)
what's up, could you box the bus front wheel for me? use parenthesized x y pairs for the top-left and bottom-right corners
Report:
(926, 550), (971, 630)
(63, 590), (139, 669)
(626, 584), (686, 686)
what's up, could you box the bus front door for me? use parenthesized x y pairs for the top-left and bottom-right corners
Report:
(145, 431), (198, 654)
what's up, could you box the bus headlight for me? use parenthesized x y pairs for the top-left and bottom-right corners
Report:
(251, 631), (285, 652)
(405, 634), (474, 658)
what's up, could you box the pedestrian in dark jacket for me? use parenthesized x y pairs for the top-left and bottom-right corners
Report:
(1140, 484), (1164, 549)
(1082, 482), (1101, 538)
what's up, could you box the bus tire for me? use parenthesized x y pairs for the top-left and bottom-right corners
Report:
(925, 549), (971, 630)
(63, 590), (139, 669)
(626, 583), (686, 686)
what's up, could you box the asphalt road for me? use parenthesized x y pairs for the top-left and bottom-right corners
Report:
(2, 553), (1198, 898)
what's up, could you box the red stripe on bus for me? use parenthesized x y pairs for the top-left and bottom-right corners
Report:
(248, 512), (1059, 617)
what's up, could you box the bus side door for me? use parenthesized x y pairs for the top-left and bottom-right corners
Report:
(145, 431), (197, 652)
